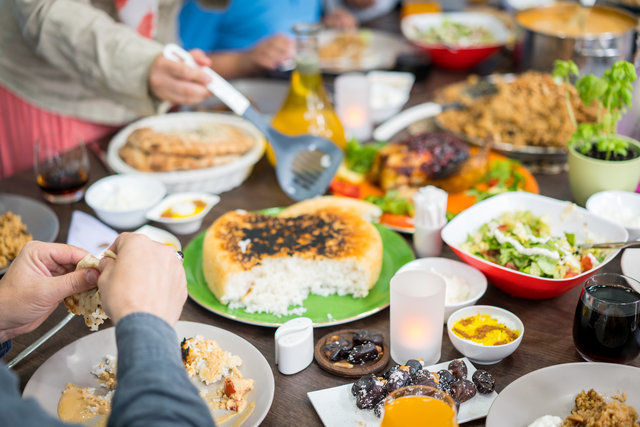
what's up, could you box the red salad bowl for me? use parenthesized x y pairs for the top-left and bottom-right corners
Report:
(441, 192), (628, 299)
(401, 12), (510, 70)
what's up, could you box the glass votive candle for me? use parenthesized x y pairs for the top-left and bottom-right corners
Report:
(334, 72), (372, 141)
(390, 270), (446, 365)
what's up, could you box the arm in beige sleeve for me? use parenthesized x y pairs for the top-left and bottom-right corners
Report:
(12, 0), (164, 115)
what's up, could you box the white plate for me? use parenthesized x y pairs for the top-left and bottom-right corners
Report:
(307, 357), (497, 426)
(23, 321), (274, 427)
(486, 362), (640, 426)
(0, 193), (59, 275)
(106, 112), (266, 194)
(621, 248), (640, 283)
(318, 29), (411, 73)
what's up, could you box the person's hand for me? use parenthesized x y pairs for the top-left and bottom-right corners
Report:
(97, 233), (187, 326)
(345, 0), (375, 9)
(323, 8), (358, 29)
(149, 48), (212, 105)
(0, 241), (97, 342)
(244, 34), (294, 71)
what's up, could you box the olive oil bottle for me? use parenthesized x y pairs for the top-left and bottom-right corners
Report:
(269, 23), (346, 165)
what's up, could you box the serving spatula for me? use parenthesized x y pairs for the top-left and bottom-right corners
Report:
(163, 44), (343, 201)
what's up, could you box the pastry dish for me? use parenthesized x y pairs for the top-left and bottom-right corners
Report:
(119, 122), (255, 172)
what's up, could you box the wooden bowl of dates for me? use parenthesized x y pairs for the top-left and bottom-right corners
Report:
(314, 329), (389, 378)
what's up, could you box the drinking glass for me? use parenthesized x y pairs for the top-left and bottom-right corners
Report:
(380, 385), (458, 427)
(572, 273), (640, 363)
(34, 134), (90, 204)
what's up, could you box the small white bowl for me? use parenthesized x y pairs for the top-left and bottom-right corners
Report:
(447, 305), (524, 365)
(586, 190), (640, 241)
(368, 71), (415, 124)
(134, 225), (182, 251)
(397, 257), (487, 322)
(146, 192), (220, 234)
(85, 174), (166, 229)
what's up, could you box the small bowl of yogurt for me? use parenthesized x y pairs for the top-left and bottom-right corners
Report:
(586, 190), (640, 240)
(146, 192), (220, 234)
(397, 257), (488, 322)
(85, 174), (166, 229)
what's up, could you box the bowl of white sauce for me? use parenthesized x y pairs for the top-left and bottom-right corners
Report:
(586, 190), (640, 241)
(397, 257), (488, 322)
(85, 174), (166, 229)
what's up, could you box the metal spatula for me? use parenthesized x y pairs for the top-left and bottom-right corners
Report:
(163, 44), (343, 201)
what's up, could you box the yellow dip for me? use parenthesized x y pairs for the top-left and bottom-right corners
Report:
(57, 383), (110, 426)
(452, 314), (519, 346)
(161, 200), (207, 219)
(517, 3), (636, 37)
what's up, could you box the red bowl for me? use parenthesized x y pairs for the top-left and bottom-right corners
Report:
(441, 192), (628, 300)
(401, 12), (509, 70)
(416, 44), (502, 70)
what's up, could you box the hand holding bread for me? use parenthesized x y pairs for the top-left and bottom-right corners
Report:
(0, 241), (96, 341)
(97, 233), (187, 326)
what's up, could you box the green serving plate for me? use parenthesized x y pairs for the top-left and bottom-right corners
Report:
(184, 214), (414, 327)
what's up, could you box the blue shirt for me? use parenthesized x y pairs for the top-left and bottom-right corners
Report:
(179, 0), (322, 52)
(0, 313), (215, 427)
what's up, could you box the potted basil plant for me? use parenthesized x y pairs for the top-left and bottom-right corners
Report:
(553, 59), (640, 206)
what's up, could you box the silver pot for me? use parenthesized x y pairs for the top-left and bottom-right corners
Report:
(516, 4), (636, 76)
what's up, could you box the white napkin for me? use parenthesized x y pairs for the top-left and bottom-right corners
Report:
(67, 211), (119, 256)
(413, 185), (448, 228)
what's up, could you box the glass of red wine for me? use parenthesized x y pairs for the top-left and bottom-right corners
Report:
(34, 134), (90, 204)
(573, 273), (640, 363)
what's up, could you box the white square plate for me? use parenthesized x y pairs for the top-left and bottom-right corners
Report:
(307, 357), (497, 426)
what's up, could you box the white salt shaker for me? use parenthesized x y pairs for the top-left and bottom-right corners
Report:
(412, 186), (448, 257)
(274, 317), (314, 375)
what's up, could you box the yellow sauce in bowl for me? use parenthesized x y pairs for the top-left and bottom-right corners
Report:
(451, 314), (520, 346)
(517, 3), (636, 37)
(160, 200), (207, 219)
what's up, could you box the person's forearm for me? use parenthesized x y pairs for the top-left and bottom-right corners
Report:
(208, 51), (261, 80)
(109, 313), (214, 427)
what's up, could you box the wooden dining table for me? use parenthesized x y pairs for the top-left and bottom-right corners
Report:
(2, 11), (640, 427)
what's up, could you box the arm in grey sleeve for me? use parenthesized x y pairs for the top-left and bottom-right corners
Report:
(0, 362), (70, 426)
(11, 0), (163, 115)
(108, 313), (215, 427)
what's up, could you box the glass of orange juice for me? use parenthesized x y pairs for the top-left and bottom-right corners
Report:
(380, 385), (458, 427)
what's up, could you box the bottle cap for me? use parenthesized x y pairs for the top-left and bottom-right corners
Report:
(274, 317), (314, 375)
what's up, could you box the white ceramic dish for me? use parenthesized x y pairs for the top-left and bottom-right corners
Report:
(447, 305), (524, 365)
(486, 362), (640, 427)
(0, 193), (60, 275)
(23, 321), (274, 427)
(318, 29), (410, 73)
(85, 174), (166, 230)
(107, 112), (266, 194)
(146, 192), (220, 234)
(441, 192), (628, 299)
(586, 190), (640, 240)
(307, 357), (497, 425)
(134, 225), (182, 251)
(368, 71), (415, 124)
(397, 257), (487, 322)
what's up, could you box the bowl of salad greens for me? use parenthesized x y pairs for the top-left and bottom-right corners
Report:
(441, 192), (628, 299)
(401, 12), (510, 70)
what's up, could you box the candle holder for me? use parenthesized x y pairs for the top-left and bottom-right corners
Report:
(390, 270), (446, 365)
(334, 73), (372, 141)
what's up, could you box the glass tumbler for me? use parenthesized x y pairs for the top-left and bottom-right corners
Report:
(380, 385), (458, 427)
(572, 273), (640, 363)
(34, 134), (90, 204)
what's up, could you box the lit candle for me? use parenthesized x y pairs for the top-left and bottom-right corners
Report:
(334, 73), (372, 141)
(390, 270), (445, 365)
